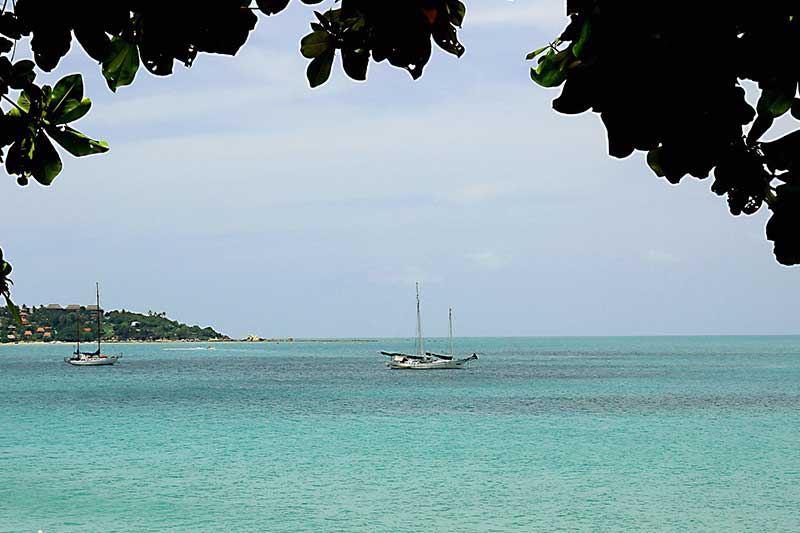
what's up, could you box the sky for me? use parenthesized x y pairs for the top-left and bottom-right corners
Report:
(2, 0), (798, 338)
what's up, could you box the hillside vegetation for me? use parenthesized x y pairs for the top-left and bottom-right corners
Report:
(0, 306), (226, 343)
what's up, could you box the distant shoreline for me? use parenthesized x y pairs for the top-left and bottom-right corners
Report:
(238, 336), (378, 343)
(0, 338), (379, 346)
(283, 339), (379, 343)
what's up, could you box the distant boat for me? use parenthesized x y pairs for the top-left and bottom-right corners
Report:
(64, 283), (121, 366)
(381, 284), (477, 370)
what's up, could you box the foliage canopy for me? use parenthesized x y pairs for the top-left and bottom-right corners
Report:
(526, 1), (800, 266)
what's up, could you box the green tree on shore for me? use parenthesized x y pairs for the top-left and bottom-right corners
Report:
(0, 305), (225, 342)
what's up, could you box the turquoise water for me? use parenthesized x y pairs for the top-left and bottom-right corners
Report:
(2, 337), (799, 532)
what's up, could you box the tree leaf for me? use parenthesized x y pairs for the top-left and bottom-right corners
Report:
(746, 113), (774, 145)
(647, 148), (665, 177)
(446, 0), (466, 27)
(102, 37), (140, 92)
(0, 250), (9, 276)
(572, 19), (592, 59)
(313, 11), (331, 29)
(0, 12), (23, 40)
(256, 0), (291, 15)
(53, 98), (92, 124)
(9, 60), (35, 89)
(301, 30), (333, 59)
(49, 74), (85, 119)
(422, 8), (438, 25)
(0, 248), (19, 326)
(5, 135), (34, 176)
(432, 20), (465, 57)
(307, 48), (335, 88)
(761, 129), (800, 173)
(342, 47), (369, 81)
(552, 73), (592, 114)
(47, 125), (110, 157)
(11, 89), (32, 115)
(74, 27), (112, 63)
(526, 46), (549, 61)
(757, 87), (794, 118)
(530, 49), (569, 88)
(766, 186), (800, 265)
(4, 294), (21, 326)
(31, 131), (63, 185)
(0, 36), (11, 54)
(29, 24), (72, 72)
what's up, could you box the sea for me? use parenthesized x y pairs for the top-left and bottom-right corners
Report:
(1, 336), (799, 532)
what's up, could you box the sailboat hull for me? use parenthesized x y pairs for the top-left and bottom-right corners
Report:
(387, 355), (477, 370)
(64, 355), (121, 366)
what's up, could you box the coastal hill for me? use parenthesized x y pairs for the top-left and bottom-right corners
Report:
(0, 305), (227, 343)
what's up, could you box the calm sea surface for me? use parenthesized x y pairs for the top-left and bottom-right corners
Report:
(2, 337), (799, 532)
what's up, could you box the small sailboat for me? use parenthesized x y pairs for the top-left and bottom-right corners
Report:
(381, 284), (477, 370)
(64, 283), (121, 366)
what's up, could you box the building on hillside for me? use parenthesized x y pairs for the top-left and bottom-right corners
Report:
(87, 305), (102, 312)
(46, 304), (63, 310)
(36, 327), (45, 333)
(43, 332), (51, 338)
(65, 304), (81, 311)
(24, 330), (32, 337)
(83, 327), (92, 333)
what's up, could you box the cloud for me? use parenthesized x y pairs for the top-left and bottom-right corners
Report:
(447, 182), (506, 204)
(468, 250), (511, 270)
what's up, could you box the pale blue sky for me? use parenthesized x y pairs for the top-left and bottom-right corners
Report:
(2, 1), (798, 338)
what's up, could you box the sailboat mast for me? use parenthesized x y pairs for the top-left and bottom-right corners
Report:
(76, 308), (80, 352)
(96, 282), (101, 353)
(416, 282), (424, 356)
(449, 307), (453, 356)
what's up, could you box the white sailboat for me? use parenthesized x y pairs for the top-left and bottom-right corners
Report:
(64, 283), (121, 366)
(381, 284), (477, 370)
